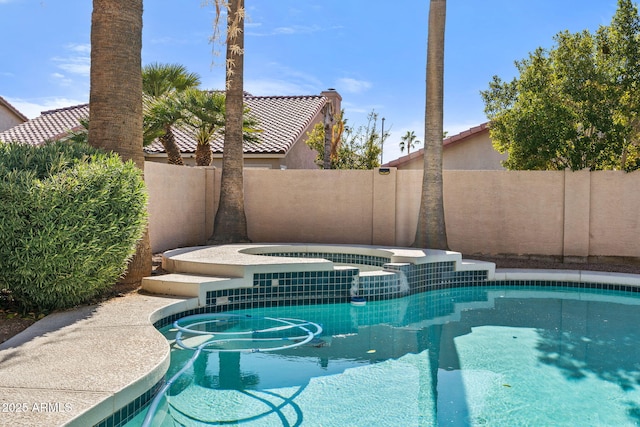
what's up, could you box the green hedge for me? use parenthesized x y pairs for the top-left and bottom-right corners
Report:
(0, 141), (148, 311)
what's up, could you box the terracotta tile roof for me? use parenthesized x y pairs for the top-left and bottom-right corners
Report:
(442, 122), (489, 148)
(0, 104), (88, 145)
(0, 95), (29, 123)
(383, 122), (489, 168)
(0, 95), (329, 156)
(144, 94), (327, 155)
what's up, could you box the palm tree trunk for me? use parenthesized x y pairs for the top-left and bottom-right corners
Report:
(160, 126), (185, 165)
(413, 0), (449, 250)
(323, 104), (333, 169)
(209, 0), (250, 244)
(195, 142), (212, 166)
(89, 0), (152, 283)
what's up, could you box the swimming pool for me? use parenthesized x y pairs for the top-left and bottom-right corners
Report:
(126, 284), (640, 426)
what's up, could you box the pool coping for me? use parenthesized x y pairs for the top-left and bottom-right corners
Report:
(1, 244), (639, 426)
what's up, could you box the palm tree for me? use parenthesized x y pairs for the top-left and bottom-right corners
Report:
(180, 89), (262, 167)
(89, 0), (152, 283)
(142, 63), (201, 165)
(180, 89), (226, 167)
(209, 0), (250, 244)
(143, 93), (187, 164)
(400, 130), (420, 154)
(413, 0), (448, 250)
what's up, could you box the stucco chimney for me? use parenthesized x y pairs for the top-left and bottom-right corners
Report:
(321, 88), (342, 115)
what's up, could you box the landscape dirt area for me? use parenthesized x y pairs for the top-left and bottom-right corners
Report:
(2, 256), (640, 345)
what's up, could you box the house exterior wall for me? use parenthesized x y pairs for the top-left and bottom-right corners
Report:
(393, 131), (507, 170)
(283, 134), (320, 169)
(443, 132), (507, 170)
(146, 162), (640, 264)
(145, 155), (284, 169)
(0, 104), (26, 133)
(395, 155), (424, 170)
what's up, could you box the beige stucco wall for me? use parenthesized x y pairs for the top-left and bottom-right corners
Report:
(563, 170), (591, 260)
(444, 170), (565, 256)
(589, 171), (640, 258)
(146, 162), (210, 252)
(146, 162), (640, 262)
(395, 170), (422, 245)
(244, 169), (376, 244)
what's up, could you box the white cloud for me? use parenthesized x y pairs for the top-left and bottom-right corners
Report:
(274, 25), (320, 35)
(52, 43), (91, 77)
(340, 100), (383, 115)
(6, 97), (86, 119)
(244, 62), (323, 96)
(56, 61), (90, 76)
(51, 72), (74, 86)
(337, 77), (372, 94)
(245, 78), (316, 96)
(66, 43), (90, 54)
(247, 24), (342, 37)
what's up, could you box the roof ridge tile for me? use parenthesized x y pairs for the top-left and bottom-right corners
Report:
(41, 103), (89, 116)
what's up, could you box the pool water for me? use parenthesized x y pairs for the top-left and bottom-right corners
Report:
(128, 286), (640, 426)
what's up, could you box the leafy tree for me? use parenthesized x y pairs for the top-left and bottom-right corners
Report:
(400, 130), (420, 154)
(305, 110), (382, 170)
(481, 0), (640, 171)
(414, 0), (448, 250)
(142, 63), (201, 165)
(328, 109), (346, 164)
(305, 108), (345, 169)
(89, 0), (152, 283)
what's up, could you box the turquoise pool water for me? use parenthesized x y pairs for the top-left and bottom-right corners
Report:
(127, 286), (640, 426)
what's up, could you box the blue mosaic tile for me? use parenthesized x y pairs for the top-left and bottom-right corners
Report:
(93, 380), (163, 427)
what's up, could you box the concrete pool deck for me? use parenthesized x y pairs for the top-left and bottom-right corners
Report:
(1, 243), (639, 426)
(0, 292), (197, 427)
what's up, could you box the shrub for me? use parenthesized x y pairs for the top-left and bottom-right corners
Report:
(0, 141), (148, 311)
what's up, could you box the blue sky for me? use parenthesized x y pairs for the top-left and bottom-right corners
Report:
(0, 0), (622, 162)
